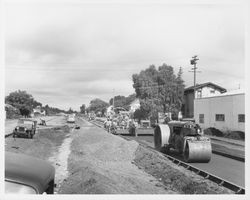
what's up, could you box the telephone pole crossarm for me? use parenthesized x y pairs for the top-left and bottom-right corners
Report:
(189, 55), (201, 98)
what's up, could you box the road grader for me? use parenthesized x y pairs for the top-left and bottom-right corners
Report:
(154, 120), (212, 163)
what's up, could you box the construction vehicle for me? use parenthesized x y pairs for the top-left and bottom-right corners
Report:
(154, 120), (212, 163)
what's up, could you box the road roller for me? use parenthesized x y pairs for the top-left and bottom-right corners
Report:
(154, 120), (212, 163)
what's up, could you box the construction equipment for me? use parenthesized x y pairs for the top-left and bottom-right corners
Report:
(154, 120), (211, 163)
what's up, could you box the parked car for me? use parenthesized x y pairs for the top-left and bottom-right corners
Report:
(13, 118), (37, 139)
(5, 152), (55, 194)
(67, 115), (75, 123)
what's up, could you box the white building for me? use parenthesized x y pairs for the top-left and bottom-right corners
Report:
(31, 106), (46, 117)
(194, 89), (245, 132)
(184, 82), (227, 118)
(129, 98), (140, 112)
(106, 105), (115, 116)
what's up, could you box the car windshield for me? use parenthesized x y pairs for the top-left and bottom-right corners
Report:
(18, 120), (34, 125)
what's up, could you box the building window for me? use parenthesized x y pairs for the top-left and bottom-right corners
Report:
(197, 90), (202, 98)
(238, 114), (245, 123)
(199, 114), (204, 123)
(210, 89), (215, 94)
(215, 114), (225, 122)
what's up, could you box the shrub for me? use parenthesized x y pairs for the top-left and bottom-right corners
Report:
(224, 131), (245, 141)
(204, 127), (224, 137)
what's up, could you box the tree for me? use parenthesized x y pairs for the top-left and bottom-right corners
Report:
(109, 94), (136, 110)
(133, 108), (149, 123)
(109, 95), (126, 107)
(43, 104), (66, 115)
(132, 64), (185, 118)
(80, 104), (86, 114)
(5, 90), (42, 117)
(88, 98), (109, 114)
(67, 107), (74, 114)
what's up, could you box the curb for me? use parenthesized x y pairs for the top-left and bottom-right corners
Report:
(210, 137), (244, 147)
(212, 150), (244, 162)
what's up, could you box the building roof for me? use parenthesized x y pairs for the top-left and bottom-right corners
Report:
(129, 98), (140, 105)
(197, 89), (244, 99)
(184, 82), (227, 93)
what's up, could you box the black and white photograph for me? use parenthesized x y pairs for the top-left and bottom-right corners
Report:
(1, 0), (248, 196)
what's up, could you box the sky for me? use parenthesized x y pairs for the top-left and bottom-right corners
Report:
(4, 0), (246, 111)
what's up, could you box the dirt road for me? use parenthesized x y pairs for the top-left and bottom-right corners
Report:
(5, 115), (233, 194)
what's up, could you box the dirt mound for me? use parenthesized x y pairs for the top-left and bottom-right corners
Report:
(134, 145), (233, 194)
(59, 129), (173, 194)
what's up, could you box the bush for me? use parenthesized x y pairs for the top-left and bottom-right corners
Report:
(204, 127), (224, 137)
(5, 105), (21, 119)
(204, 128), (245, 141)
(224, 131), (245, 141)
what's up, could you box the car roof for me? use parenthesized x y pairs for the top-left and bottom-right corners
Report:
(5, 152), (55, 193)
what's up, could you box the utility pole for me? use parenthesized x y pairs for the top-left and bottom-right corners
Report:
(113, 89), (115, 108)
(189, 55), (201, 98)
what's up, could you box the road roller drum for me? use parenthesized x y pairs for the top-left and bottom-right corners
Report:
(154, 120), (212, 163)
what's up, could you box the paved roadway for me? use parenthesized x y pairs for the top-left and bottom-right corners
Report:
(123, 135), (245, 188)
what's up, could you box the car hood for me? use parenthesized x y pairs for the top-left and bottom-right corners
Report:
(5, 152), (55, 194)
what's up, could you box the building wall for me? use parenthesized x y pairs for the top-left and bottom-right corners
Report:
(184, 92), (194, 118)
(195, 86), (222, 98)
(129, 99), (140, 112)
(194, 93), (245, 132)
(184, 85), (225, 118)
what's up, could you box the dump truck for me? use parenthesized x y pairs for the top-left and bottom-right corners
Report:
(154, 120), (212, 163)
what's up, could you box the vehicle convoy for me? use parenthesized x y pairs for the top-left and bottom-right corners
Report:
(154, 120), (212, 163)
(5, 152), (55, 194)
(13, 118), (37, 139)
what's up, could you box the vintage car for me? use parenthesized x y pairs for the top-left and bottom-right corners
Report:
(13, 118), (37, 139)
(67, 115), (75, 123)
(5, 152), (55, 194)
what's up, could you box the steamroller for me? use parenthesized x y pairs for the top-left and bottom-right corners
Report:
(154, 121), (212, 163)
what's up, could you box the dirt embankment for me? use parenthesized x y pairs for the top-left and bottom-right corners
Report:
(59, 126), (173, 194)
(134, 146), (233, 194)
(59, 120), (232, 194)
